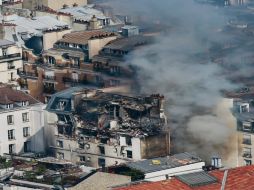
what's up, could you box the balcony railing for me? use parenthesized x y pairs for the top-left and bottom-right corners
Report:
(243, 139), (252, 145)
(62, 77), (87, 85)
(243, 152), (252, 158)
(0, 53), (21, 60)
(8, 65), (15, 69)
(18, 70), (38, 79)
(43, 75), (56, 81)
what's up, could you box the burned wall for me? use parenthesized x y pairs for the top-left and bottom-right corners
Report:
(140, 132), (170, 159)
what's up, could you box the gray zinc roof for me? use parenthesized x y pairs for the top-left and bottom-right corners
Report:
(0, 39), (15, 47)
(126, 152), (203, 174)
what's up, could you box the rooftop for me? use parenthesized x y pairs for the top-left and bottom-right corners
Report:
(58, 30), (116, 45)
(59, 5), (110, 22)
(72, 172), (131, 190)
(102, 36), (153, 52)
(0, 39), (15, 47)
(126, 152), (203, 174)
(115, 165), (254, 190)
(0, 86), (39, 107)
(1, 14), (69, 45)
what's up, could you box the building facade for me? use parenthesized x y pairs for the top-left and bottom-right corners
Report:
(0, 40), (22, 86)
(0, 86), (45, 156)
(45, 87), (169, 168)
(233, 98), (254, 166)
(18, 30), (139, 103)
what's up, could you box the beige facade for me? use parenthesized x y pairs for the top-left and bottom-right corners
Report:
(0, 40), (22, 86)
(43, 29), (71, 50)
(88, 36), (117, 59)
(23, 0), (88, 10)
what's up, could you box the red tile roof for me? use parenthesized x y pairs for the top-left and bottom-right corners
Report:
(58, 30), (116, 45)
(115, 165), (254, 190)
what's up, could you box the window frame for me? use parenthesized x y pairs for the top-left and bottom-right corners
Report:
(7, 115), (14, 125)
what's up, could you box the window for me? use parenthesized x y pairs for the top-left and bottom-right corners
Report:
(6, 104), (13, 109)
(243, 122), (252, 132)
(9, 144), (15, 154)
(98, 158), (105, 167)
(21, 101), (28, 106)
(245, 159), (252, 166)
(99, 146), (105, 155)
(22, 113), (29, 122)
(7, 62), (15, 69)
(58, 101), (67, 110)
(87, 156), (91, 161)
(79, 143), (85, 149)
(243, 147), (252, 158)
(24, 141), (31, 152)
(126, 150), (133, 158)
(8, 130), (15, 140)
(240, 104), (249, 113)
(243, 134), (251, 145)
(23, 127), (30, 137)
(57, 152), (64, 159)
(48, 56), (56, 65)
(126, 137), (132, 146)
(7, 115), (14, 125)
(57, 140), (63, 148)
(2, 48), (7, 56)
(79, 156), (85, 162)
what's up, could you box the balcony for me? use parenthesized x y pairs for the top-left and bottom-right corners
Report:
(243, 152), (252, 158)
(43, 75), (56, 81)
(8, 65), (15, 70)
(18, 70), (38, 80)
(62, 77), (87, 86)
(0, 53), (21, 61)
(243, 139), (252, 145)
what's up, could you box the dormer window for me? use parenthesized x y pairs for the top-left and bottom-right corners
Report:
(58, 100), (67, 110)
(21, 101), (29, 106)
(6, 104), (13, 109)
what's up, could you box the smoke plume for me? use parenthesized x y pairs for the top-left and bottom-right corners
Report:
(107, 0), (242, 166)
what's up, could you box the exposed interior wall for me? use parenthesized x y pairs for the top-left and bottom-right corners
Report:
(140, 133), (170, 159)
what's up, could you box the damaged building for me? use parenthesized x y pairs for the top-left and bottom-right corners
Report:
(45, 87), (169, 168)
(227, 87), (254, 166)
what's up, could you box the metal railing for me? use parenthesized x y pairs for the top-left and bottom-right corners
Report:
(0, 53), (21, 60)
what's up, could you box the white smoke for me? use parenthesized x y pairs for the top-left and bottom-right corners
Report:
(107, 0), (241, 165)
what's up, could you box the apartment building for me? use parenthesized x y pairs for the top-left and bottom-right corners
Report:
(19, 30), (132, 103)
(0, 14), (70, 51)
(0, 85), (45, 156)
(0, 39), (22, 86)
(92, 35), (152, 80)
(44, 87), (169, 168)
(232, 97), (254, 166)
